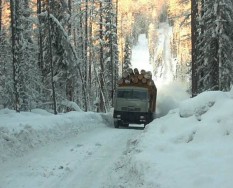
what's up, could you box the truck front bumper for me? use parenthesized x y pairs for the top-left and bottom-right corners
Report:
(113, 110), (153, 125)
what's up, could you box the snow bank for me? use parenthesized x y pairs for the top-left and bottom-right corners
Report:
(0, 109), (112, 163)
(125, 90), (233, 188)
(179, 91), (226, 119)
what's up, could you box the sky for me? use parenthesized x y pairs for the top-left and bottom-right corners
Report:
(1, 23), (233, 188)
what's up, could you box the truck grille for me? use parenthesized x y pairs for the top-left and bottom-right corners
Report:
(121, 107), (141, 112)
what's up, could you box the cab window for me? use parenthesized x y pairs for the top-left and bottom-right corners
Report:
(117, 90), (148, 100)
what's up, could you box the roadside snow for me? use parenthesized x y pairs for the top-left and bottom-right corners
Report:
(0, 109), (112, 163)
(121, 25), (233, 188)
(0, 109), (144, 188)
(126, 89), (233, 188)
(1, 89), (233, 188)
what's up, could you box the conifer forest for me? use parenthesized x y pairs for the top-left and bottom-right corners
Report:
(0, 0), (233, 113)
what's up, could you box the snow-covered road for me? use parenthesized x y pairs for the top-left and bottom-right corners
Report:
(2, 90), (233, 188)
(0, 124), (143, 188)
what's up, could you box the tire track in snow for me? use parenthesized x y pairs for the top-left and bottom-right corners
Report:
(0, 126), (143, 188)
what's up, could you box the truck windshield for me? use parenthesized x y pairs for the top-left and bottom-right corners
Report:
(117, 90), (148, 100)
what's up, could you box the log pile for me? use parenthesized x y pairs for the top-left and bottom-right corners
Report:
(118, 68), (157, 113)
(118, 68), (155, 87)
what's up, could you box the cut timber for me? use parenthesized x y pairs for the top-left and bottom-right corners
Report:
(124, 79), (131, 84)
(116, 68), (157, 116)
(118, 79), (123, 85)
(147, 80), (154, 86)
(122, 71), (129, 79)
(142, 78), (147, 84)
(128, 68), (134, 75)
(134, 68), (139, 75)
(138, 74), (143, 80)
(131, 76), (139, 84)
(144, 71), (152, 79)
(141, 69), (146, 75)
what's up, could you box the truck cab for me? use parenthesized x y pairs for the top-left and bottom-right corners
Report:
(113, 86), (154, 128)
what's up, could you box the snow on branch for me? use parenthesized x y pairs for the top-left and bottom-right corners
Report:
(39, 12), (80, 66)
(61, 100), (83, 112)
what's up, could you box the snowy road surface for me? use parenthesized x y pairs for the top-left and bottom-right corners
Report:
(2, 90), (233, 188)
(0, 123), (145, 188)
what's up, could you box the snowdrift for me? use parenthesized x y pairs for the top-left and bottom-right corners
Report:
(126, 89), (233, 188)
(0, 109), (112, 163)
(1, 89), (233, 188)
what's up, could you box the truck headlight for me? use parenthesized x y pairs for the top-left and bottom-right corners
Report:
(140, 116), (145, 119)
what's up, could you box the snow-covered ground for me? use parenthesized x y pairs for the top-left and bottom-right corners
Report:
(1, 89), (233, 188)
(0, 110), (141, 188)
(1, 23), (233, 188)
(128, 89), (233, 188)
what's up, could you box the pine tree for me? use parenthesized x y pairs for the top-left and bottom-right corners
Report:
(0, 27), (12, 109)
(197, 0), (233, 92)
(217, 0), (233, 91)
(3, 0), (121, 113)
(86, 0), (118, 112)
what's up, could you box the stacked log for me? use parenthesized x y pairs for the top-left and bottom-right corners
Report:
(141, 69), (146, 75)
(119, 68), (157, 113)
(134, 68), (139, 75)
(128, 68), (134, 75)
(118, 78), (124, 85)
(142, 78), (147, 84)
(119, 68), (155, 86)
(131, 76), (138, 84)
(138, 74), (143, 80)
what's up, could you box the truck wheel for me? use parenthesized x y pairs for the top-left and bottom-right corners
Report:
(114, 120), (120, 128)
(123, 123), (129, 127)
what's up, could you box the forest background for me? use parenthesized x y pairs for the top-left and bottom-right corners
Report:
(0, 0), (233, 114)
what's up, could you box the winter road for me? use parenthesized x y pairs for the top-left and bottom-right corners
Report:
(0, 125), (144, 188)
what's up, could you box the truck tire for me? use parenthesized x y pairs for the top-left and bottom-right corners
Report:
(114, 120), (120, 128)
(123, 123), (129, 127)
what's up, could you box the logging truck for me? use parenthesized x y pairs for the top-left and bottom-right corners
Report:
(113, 68), (157, 128)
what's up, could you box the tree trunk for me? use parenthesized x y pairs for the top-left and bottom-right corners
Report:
(0, 0), (2, 37)
(114, 0), (119, 101)
(67, 0), (71, 36)
(110, 15), (114, 106)
(88, 0), (94, 109)
(191, 0), (198, 97)
(10, 0), (20, 112)
(47, 0), (57, 114)
(217, 3), (222, 90)
(79, 3), (88, 111)
(37, 0), (44, 73)
(66, 0), (73, 111)
(84, 0), (89, 110)
(99, 1), (106, 112)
